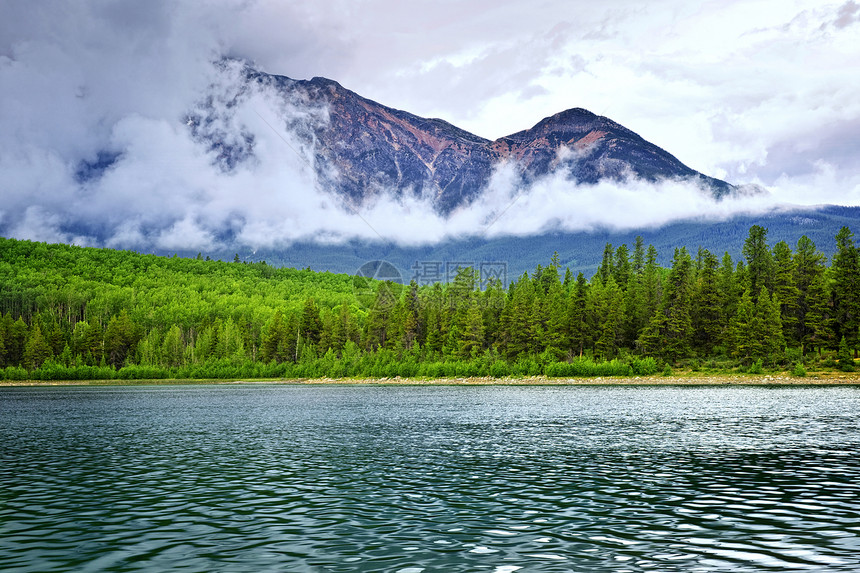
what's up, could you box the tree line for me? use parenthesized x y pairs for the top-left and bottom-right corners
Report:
(1, 224), (858, 380)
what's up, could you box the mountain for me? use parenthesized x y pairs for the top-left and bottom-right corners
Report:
(161, 206), (860, 283)
(190, 61), (734, 213)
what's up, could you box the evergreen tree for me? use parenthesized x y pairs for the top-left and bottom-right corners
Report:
(591, 277), (624, 360)
(838, 336), (855, 371)
(104, 310), (137, 368)
(597, 243), (614, 285)
(637, 309), (667, 357)
(743, 225), (773, 303)
(261, 310), (286, 362)
(365, 285), (391, 351)
(661, 248), (693, 363)
(831, 227), (860, 353)
(632, 236), (646, 276)
(503, 274), (536, 359)
(403, 281), (422, 350)
(717, 252), (737, 334)
(541, 278), (568, 360)
(562, 268), (573, 291)
(757, 287), (785, 364)
(728, 289), (761, 363)
(794, 236), (827, 353)
(481, 278), (506, 347)
(613, 244), (631, 291)
(6, 316), (28, 366)
(23, 324), (52, 370)
(299, 298), (323, 347)
(691, 249), (722, 354)
(803, 268), (831, 355)
(623, 237), (648, 346)
(771, 241), (799, 346)
(460, 304), (485, 358)
(567, 273), (589, 358)
(424, 303), (443, 354)
(641, 245), (663, 325)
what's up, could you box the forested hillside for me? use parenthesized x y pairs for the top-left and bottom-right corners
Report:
(1, 225), (858, 381)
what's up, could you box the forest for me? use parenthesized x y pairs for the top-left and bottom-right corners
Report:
(0, 224), (858, 381)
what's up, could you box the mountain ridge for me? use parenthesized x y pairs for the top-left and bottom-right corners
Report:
(194, 61), (736, 213)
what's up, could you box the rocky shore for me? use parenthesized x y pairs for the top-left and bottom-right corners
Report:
(6, 374), (860, 386)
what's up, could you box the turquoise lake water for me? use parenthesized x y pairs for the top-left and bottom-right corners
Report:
(2, 384), (860, 572)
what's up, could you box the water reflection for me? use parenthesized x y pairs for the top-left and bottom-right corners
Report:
(2, 385), (859, 571)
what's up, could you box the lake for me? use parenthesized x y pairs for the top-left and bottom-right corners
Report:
(2, 384), (860, 572)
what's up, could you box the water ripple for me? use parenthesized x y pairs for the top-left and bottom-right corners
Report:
(2, 385), (860, 571)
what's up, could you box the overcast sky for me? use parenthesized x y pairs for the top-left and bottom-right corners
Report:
(1, 0), (859, 249)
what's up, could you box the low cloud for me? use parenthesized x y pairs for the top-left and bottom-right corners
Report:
(3, 62), (855, 252)
(1, 1), (858, 255)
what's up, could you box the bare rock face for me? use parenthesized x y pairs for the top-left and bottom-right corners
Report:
(194, 62), (733, 213)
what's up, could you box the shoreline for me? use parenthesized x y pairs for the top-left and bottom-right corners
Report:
(4, 373), (860, 386)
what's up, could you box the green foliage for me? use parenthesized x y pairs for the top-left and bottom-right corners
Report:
(23, 324), (52, 370)
(0, 224), (856, 381)
(748, 359), (764, 375)
(837, 336), (855, 372)
(791, 362), (807, 377)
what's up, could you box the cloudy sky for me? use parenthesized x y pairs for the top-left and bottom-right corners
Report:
(1, 0), (859, 249)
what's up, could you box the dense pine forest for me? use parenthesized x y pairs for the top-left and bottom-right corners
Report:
(1, 225), (858, 381)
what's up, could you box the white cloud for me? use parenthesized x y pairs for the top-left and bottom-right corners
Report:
(0, 0), (858, 252)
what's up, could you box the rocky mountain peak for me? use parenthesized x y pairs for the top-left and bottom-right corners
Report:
(193, 63), (735, 212)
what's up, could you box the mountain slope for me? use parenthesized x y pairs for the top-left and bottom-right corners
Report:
(197, 62), (734, 213)
(163, 206), (860, 282)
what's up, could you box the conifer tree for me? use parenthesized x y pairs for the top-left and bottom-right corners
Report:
(803, 269), (831, 355)
(567, 273), (589, 358)
(632, 236), (646, 276)
(504, 274), (536, 359)
(794, 236), (826, 352)
(641, 244), (662, 325)
(728, 289), (760, 363)
(831, 227), (860, 353)
(23, 323), (52, 370)
(403, 281), (422, 350)
(691, 249), (722, 354)
(661, 248), (693, 363)
(613, 244), (631, 291)
(481, 278), (506, 346)
(743, 225), (773, 303)
(6, 317), (28, 366)
(261, 310), (286, 362)
(592, 277), (624, 360)
(838, 336), (855, 371)
(717, 252), (737, 333)
(541, 279), (568, 360)
(104, 310), (137, 368)
(460, 304), (485, 358)
(365, 284), (393, 351)
(772, 241), (799, 346)
(637, 309), (667, 357)
(597, 243), (614, 285)
(299, 298), (323, 347)
(757, 286), (785, 364)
